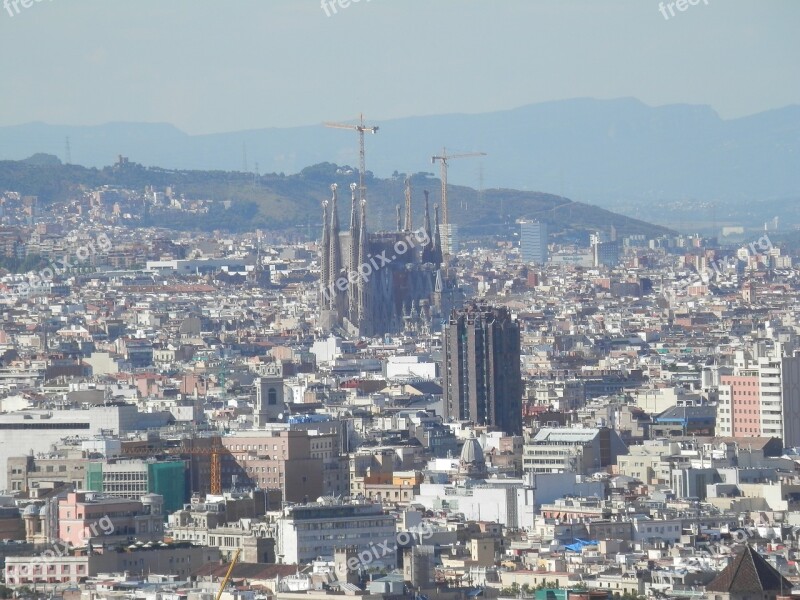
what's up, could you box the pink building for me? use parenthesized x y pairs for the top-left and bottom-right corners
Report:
(720, 373), (761, 437)
(58, 492), (164, 548)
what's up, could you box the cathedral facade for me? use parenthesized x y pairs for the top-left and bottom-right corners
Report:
(318, 183), (460, 338)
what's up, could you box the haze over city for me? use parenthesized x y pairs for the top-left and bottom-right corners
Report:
(0, 1), (797, 133)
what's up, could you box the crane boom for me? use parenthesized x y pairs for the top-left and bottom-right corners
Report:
(430, 148), (486, 229)
(324, 114), (379, 202)
(215, 548), (242, 600)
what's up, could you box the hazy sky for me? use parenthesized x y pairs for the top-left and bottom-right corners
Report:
(1, 0), (797, 134)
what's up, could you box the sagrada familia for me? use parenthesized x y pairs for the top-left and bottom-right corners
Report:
(318, 182), (462, 338)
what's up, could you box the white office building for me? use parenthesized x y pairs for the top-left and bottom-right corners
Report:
(520, 221), (548, 265)
(440, 223), (459, 257)
(276, 498), (397, 566)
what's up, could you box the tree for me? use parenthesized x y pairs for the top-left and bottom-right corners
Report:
(499, 583), (520, 597)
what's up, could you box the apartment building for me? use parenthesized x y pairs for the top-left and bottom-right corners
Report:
(85, 459), (186, 514)
(4, 543), (218, 585)
(221, 430), (328, 503)
(57, 491), (164, 547)
(523, 427), (628, 475)
(275, 498), (396, 565)
(717, 344), (800, 446)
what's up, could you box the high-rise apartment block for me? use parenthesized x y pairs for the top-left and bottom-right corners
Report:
(441, 304), (522, 435)
(718, 342), (800, 447)
(520, 220), (548, 265)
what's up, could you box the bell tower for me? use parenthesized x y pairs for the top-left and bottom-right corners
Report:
(254, 363), (286, 427)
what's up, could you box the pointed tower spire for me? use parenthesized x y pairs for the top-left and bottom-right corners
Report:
(421, 190), (435, 264)
(328, 184), (343, 314)
(357, 198), (370, 335)
(404, 177), (412, 231)
(348, 183), (359, 323)
(432, 203), (443, 266)
(423, 190), (432, 239)
(320, 200), (330, 304)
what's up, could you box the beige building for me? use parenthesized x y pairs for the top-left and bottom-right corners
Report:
(221, 430), (326, 502)
(615, 440), (679, 485)
(8, 452), (87, 494)
(4, 543), (219, 585)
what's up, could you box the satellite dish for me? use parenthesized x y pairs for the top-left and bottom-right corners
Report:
(278, 413), (284, 420)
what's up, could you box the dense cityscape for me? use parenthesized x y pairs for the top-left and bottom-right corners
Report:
(1, 2), (798, 600)
(0, 162), (796, 600)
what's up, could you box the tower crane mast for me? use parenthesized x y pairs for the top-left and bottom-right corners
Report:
(324, 114), (379, 202)
(430, 148), (486, 227)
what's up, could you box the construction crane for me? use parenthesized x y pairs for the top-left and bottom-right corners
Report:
(430, 148), (486, 227)
(324, 114), (379, 202)
(192, 436), (225, 496)
(121, 436), (226, 495)
(215, 548), (242, 600)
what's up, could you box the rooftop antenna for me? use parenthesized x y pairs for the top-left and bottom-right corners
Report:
(242, 143), (248, 173)
(64, 137), (71, 165)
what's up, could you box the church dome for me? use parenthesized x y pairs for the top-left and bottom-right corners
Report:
(460, 436), (485, 464)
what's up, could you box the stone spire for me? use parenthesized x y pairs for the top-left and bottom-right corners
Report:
(432, 203), (444, 266)
(328, 184), (343, 314)
(421, 190), (435, 264)
(357, 198), (370, 335)
(348, 183), (359, 322)
(320, 199), (330, 302)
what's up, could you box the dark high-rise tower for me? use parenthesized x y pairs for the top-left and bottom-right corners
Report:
(441, 304), (522, 435)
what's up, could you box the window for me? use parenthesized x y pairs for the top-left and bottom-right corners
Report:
(268, 389), (277, 405)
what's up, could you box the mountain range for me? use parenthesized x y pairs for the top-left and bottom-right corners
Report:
(1, 98), (797, 212)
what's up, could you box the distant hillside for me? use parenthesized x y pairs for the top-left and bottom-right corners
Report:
(0, 157), (673, 238)
(0, 98), (797, 212)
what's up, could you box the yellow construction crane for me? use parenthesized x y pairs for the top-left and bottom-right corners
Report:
(185, 436), (225, 496)
(215, 548), (242, 600)
(324, 114), (379, 202)
(431, 148), (486, 227)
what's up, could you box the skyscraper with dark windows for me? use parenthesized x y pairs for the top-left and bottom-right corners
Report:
(441, 304), (522, 435)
